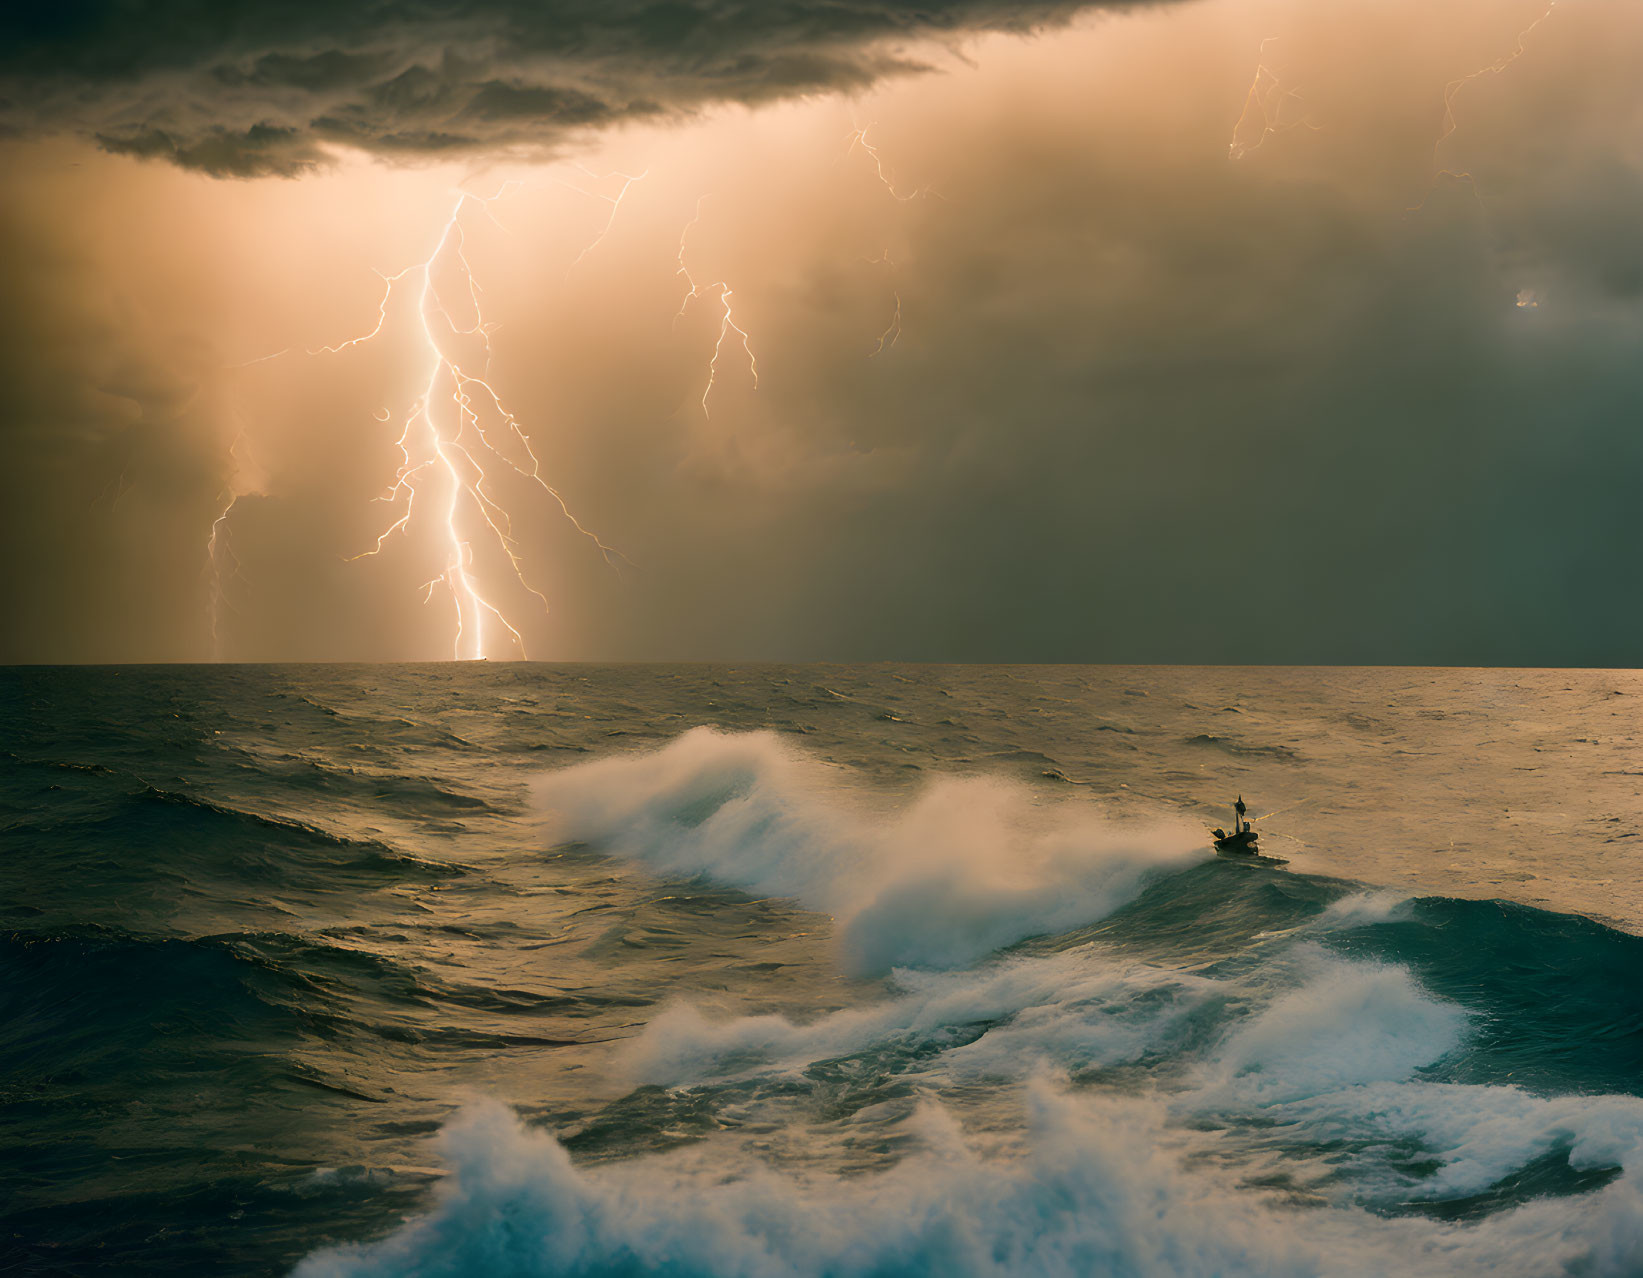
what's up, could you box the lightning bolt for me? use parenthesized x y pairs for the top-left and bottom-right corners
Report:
(1434, 1), (1560, 161)
(846, 124), (937, 202)
(847, 122), (934, 358)
(206, 495), (243, 657)
(1227, 37), (1321, 161)
(1409, 1), (1561, 213)
(205, 426), (263, 657)
(674, 196), (758, 419)
(669, 127), (929, 417)
(867, 251), (902, 357)
(232, 180), (629, 661)
(563, 166), (648, 269)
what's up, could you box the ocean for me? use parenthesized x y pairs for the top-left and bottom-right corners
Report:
(2, 663), (1640, 1276)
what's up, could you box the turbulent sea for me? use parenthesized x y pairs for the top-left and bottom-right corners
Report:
(3, 664), (1641, 1277)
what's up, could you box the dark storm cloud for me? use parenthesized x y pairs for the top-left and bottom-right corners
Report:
(96, 123), (326, 178)
(0, 0), (1155, 175)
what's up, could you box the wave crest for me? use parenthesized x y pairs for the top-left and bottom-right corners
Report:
(534, 728), (1202, 976)
(294, 1082), (1330, 1278)
(292, 1076), (1643, 1278)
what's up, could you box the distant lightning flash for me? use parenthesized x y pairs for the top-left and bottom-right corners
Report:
(674, 196), (758, 418)
(564, 165), (648, 269)
(207, 427), (262, 657)
(233, 182), (629, 661)
(1227, 38), (1321, 160)
(207, 493), (243, 657)
(848, 122), (932, 357)
(1410, 1), (1561, 212)
(1434, 1), (1560, 160)
(846, 125), (935, 202)
(867, 251), (902, 356)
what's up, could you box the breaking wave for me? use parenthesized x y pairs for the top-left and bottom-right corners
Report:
(533, 727), (1203, 976)
(297, 1072), (1643, 1278)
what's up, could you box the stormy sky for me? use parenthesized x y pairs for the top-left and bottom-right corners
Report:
(0, 0), (1638, 664)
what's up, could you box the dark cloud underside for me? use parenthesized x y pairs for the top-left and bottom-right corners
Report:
(0, 0), (1163, 175)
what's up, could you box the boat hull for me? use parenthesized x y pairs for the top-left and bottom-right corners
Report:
(1212, 827), (1287, 866)
(1215, 848), (1289, 867)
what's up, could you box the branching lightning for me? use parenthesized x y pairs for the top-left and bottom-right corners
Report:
(1434, 1), (1560, 161)
(1410, 1), (1561, 212)
(230, 181), (631, 661)
(846, 124), (937, 202)
(847, 122), (933, 357)
(564, 165), (648, 269)
(674, 196), (759, 418)
(1227, 38), (1321, 161)
(867, 251), (902, 357)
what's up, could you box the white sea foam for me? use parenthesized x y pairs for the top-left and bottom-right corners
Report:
(292, 1081), (1316, 1278)
(1273, 1079), (1643, 1203)
(621, 938), (1643, 1241)
(630, 945), (1474, 1121)
(626, 947), (1213, 1086)
(292, 1077), (1643, 1278)
(1198, 954), (1468, 1104)
(534, 727), (1203, 976)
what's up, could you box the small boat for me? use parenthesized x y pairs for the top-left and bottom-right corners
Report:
(1211, 795), (1289, 866)
(1213, 827), (1261, 855)
(1212, 831), (1288, 867)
